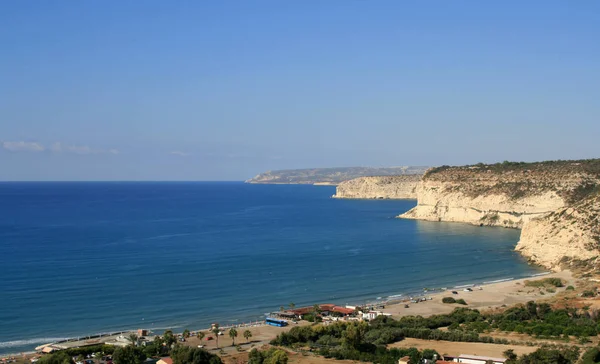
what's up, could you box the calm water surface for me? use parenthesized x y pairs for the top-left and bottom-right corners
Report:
(0, 182), (543, 354)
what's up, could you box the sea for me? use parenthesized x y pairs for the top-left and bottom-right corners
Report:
(0, 182), (544, 355)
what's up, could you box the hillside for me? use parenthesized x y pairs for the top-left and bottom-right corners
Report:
(246, 166), (428, 185)
(399, 159), (600, 271)
(332, 175), (421, 199)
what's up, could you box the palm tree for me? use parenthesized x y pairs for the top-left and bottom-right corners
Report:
(211, 324), (221, 348)
(182, 329), (190, 340)
(289, 302), (295, 310)
(128, 333), (138, 347)
(163, 329), (175, 347)
(313, 304), (321, 314)
(280, 305), (285, 312)
(243, 330), (252, 343)
(229, 328), (238, 346)
(197, 331), (205, 343)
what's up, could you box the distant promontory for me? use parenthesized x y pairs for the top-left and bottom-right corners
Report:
(245, 166), (428, 185)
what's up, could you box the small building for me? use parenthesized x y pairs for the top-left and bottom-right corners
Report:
(157, 358), (173, 364)
(398, 356), (411, 364)
(456, 354), (506, 364)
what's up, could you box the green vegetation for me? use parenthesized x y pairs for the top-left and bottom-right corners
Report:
(581, 347), (600, 364)
(506, 346), (580, 364)
(244, 329), (253, 343)
(229, 328), (238, 346)
(442, 297), (467, 305)
(38, 345), (116, 364)
(211, 324), (221, 348)
(248, 348), (289, 364)
(582, 290), (596, 297)
(524, 278), (564, 288)
(566, 285), (575, 291)
(271, 321), (439, 363)
(112, 346), (146, 364)
(170, 345), (222, 364)
(270, 302), (600, 363)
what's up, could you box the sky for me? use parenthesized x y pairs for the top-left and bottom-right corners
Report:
(1, 1), (599, 181)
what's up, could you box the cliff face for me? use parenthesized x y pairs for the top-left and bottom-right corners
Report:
(516, 191), (600, 271)
(399, 160), (600, 271)
(333, 175), (421, 199)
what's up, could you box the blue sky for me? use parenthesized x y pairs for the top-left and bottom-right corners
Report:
(1, 1), (599, 180)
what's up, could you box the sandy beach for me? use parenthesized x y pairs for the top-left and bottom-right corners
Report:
(382, 270), (574, 317)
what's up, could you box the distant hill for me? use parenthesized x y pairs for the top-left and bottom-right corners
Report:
(245, 166), (428, 185)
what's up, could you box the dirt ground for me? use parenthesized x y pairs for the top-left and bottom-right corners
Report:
(388, 338), (538, 358)
(183, 321), (313, 355)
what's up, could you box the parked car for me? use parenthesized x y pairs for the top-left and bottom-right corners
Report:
(451, 291), (458, 294)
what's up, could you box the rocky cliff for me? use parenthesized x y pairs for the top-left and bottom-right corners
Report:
(399, 160), (600, 271)
(516, 189), (600, 271)
(333, 175), (421, 199)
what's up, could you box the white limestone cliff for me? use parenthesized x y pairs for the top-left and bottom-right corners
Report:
(398, 161), (600, 271)
(333, 175), (421, 199)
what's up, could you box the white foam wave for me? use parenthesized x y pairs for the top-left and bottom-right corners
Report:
(531, 272), (550, 277)
(0, 338), (66, 349)
(454, 283), (474, 288)
(483, 278), (514, 284)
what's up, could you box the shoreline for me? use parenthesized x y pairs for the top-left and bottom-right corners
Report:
(1, 270), (562, 357)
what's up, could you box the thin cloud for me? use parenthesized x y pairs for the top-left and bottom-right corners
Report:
(2, 141), (118, 155)
(170, 151), (191, 157)
(2, 141), (45, 152)
(50, 142), (119, 155)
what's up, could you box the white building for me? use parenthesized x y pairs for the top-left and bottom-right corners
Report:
(456, 354), (506, 364)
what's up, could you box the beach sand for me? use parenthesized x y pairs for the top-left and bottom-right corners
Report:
(384, 270), (575, 318)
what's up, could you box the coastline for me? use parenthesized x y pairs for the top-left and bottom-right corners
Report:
(383, 270), (573, 318)
(4, 270), (569, 357)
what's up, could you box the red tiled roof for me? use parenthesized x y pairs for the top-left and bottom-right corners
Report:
(332, 306), (355, 315)
(158, 358), (173, 364)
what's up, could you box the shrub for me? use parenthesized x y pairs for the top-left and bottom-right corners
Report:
(566, 285), (575, 291)
(442, 297), (456, 304)
(524, 278), (564, 288)
(455, 299), (468, 305)
(582, 290), (595, 297)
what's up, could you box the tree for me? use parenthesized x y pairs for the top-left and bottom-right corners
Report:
(504, 349), (517, 362)
(170, 345), (222, 364)
(280, 306), (285, 312)
(112, 346), (146, 364)
(163, 330), (176, 347)
(263, 349), (288, 364)
(37, 351), (72, 364)
(289, 303), (295, 310)
(581, 347), (600, 364)
(182, 329), (190, 340)
(313, 304), (321, 314)
(211, 324), (221, 348)
(243, 329), (253, 343)
(342, 321), (367, 349)
(229, 328), (238, 346)
(197, 331), (205, 342)
(128, 333), (138, 347)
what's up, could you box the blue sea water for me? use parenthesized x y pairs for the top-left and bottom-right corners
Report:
(0, 182), (543, 354)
